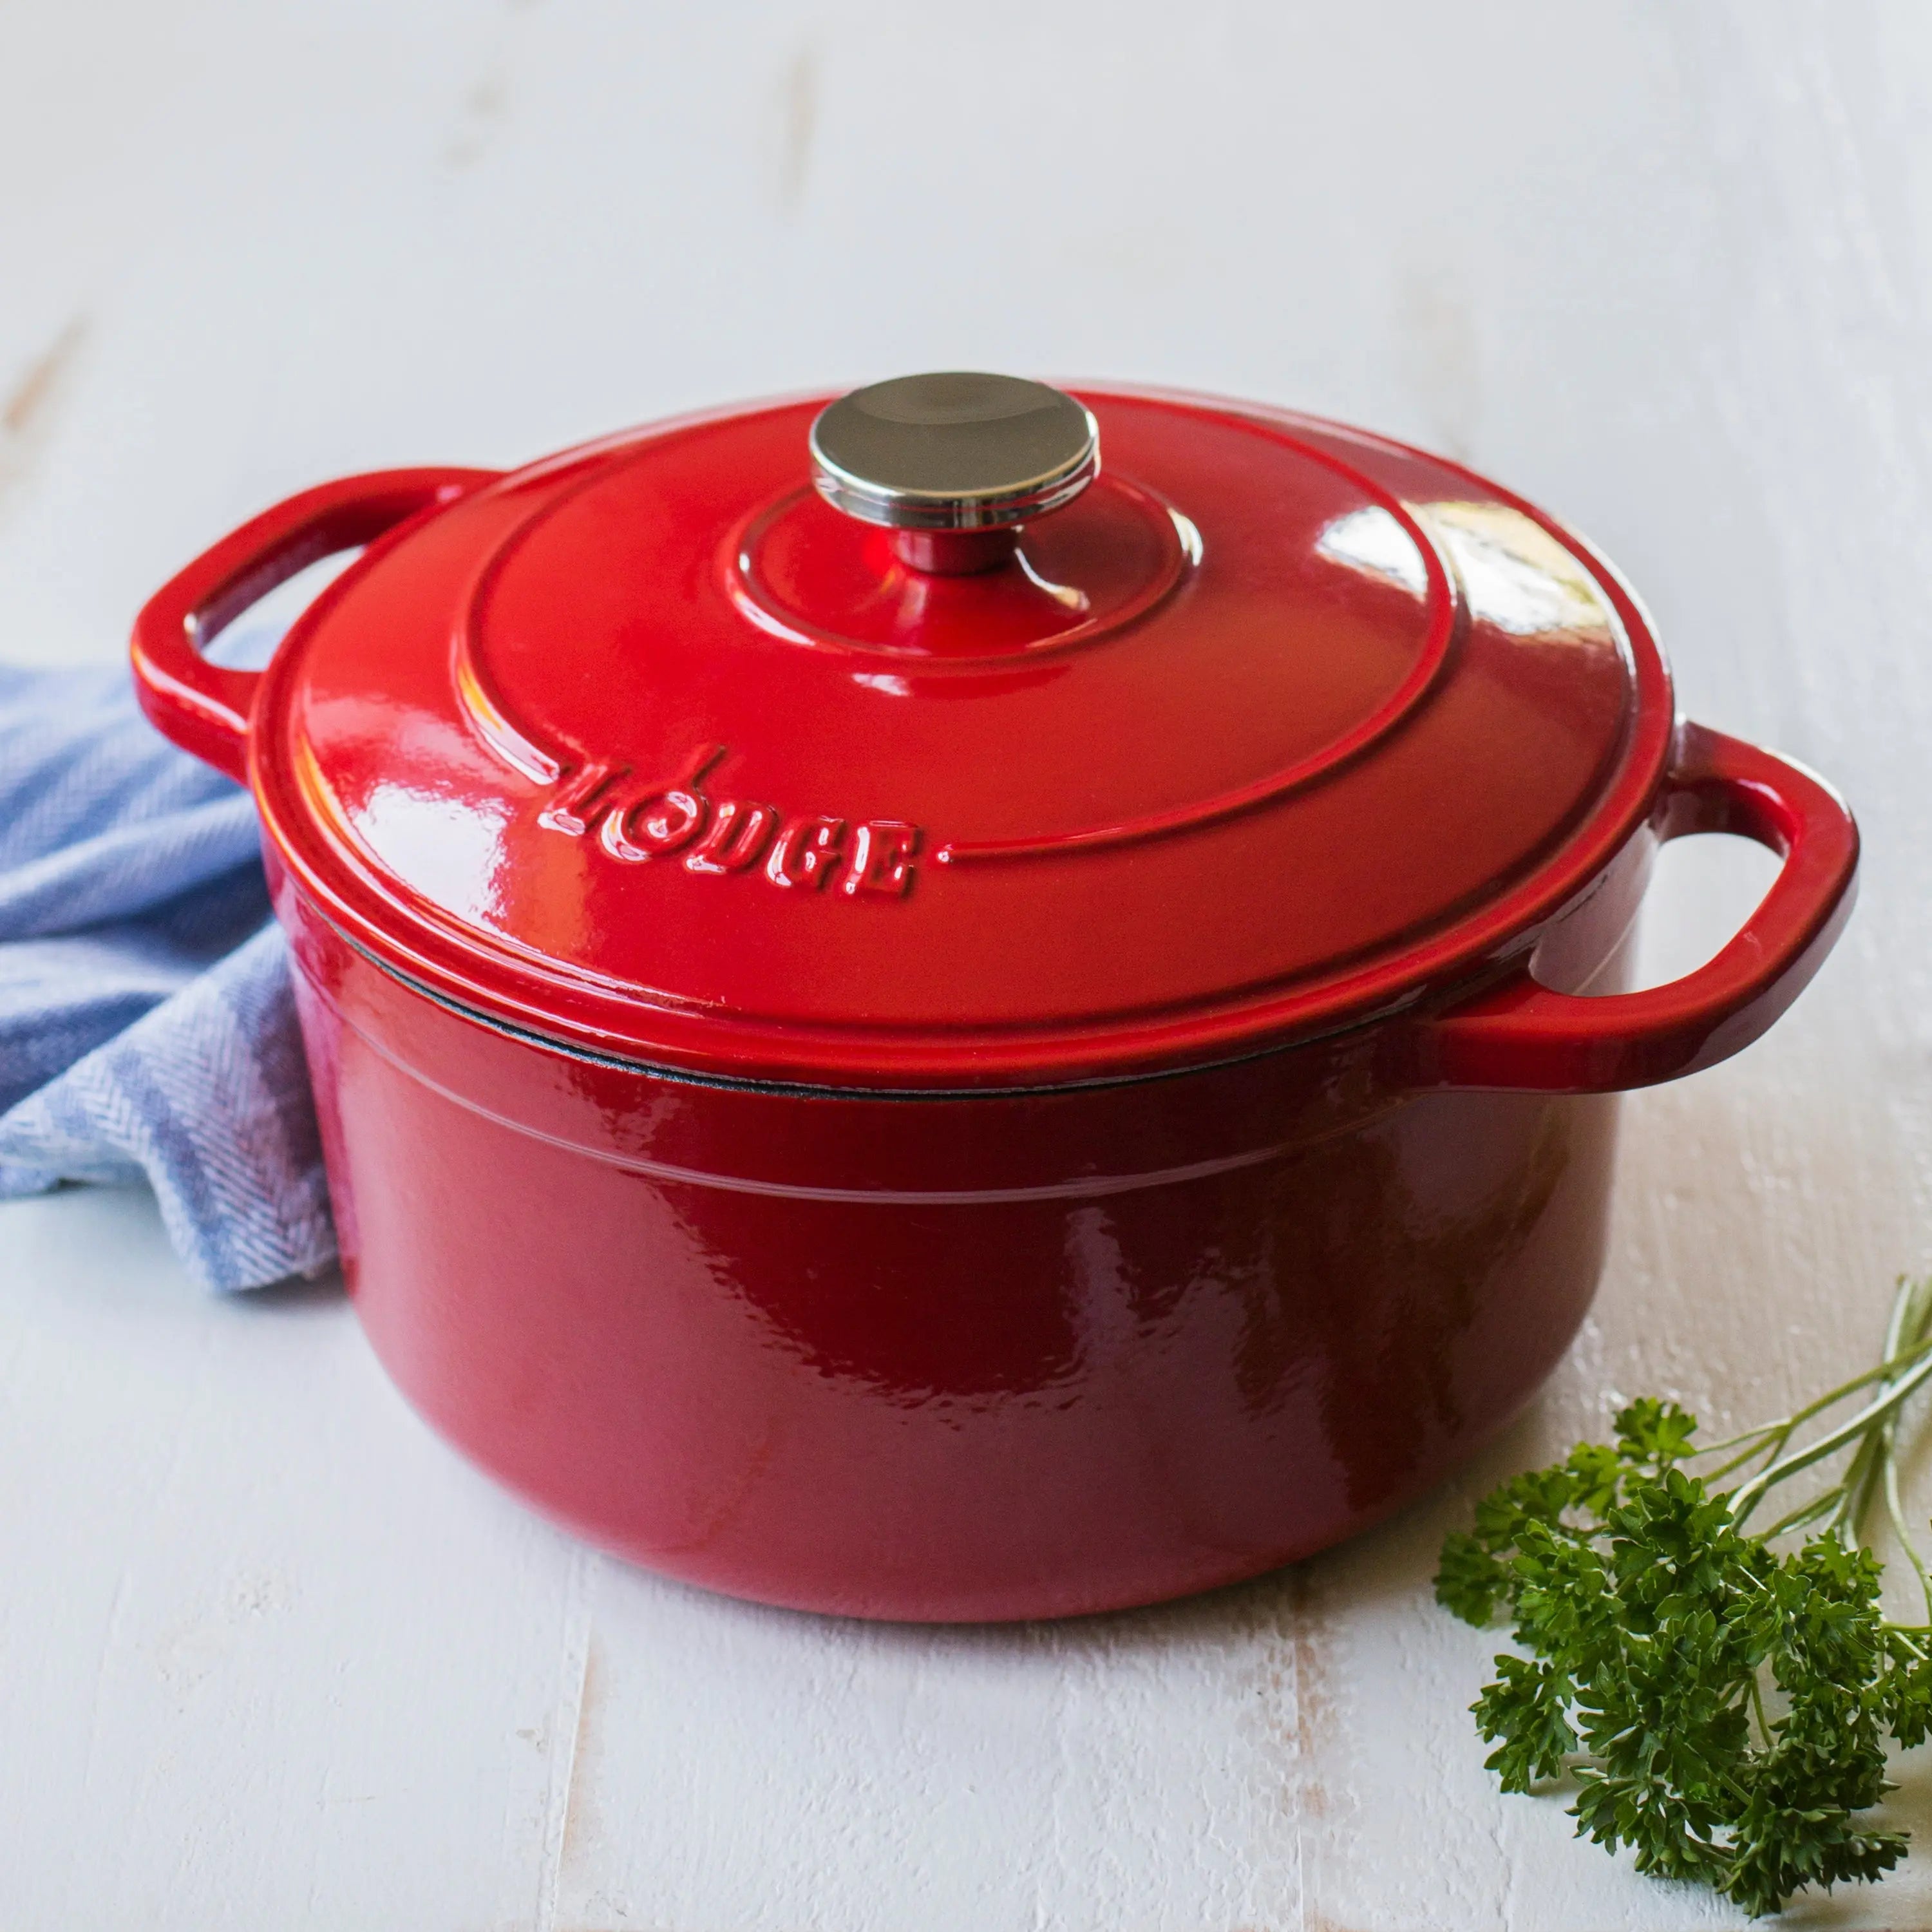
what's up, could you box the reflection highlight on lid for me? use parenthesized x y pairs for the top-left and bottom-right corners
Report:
(1318, 500), (1617, 641)
(354, 781), (515, 930)
(1316, 504), (1429, 596)
(1421, 502), (1616, 639)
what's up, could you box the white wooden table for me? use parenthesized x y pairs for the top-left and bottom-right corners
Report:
(6, 4), (1932, 1924)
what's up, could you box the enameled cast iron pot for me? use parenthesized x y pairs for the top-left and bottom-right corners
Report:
(131, 375), (1858, 1622)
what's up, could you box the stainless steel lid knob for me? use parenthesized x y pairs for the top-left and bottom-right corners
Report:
(810, 372), (1099, 573)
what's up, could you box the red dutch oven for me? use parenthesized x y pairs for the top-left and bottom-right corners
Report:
(131, 375), (1857, 1622)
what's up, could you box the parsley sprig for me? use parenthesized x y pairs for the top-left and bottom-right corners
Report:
(1436, 1274), (1932, 1918)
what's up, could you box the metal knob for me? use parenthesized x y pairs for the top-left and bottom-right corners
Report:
(810, 372), (1099, 574)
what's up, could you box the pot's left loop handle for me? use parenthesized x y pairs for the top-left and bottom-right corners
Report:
(1402, 722), (1859, 1094)
(131, 467), (498, 782)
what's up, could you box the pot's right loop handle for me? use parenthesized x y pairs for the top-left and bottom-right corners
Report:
(131, 467), (497, 782)
(1402, 722), (1859, 1094)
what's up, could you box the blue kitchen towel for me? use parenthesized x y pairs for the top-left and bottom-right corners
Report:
(0, 660), (336, 1290)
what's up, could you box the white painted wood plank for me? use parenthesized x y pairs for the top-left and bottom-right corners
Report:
(8, 1), (1932, 1926)
(549, 1560), (1303, 1932)
(0, 1192), (589, 1930)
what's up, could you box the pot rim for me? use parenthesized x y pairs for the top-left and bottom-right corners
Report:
(332, 919), (1448, 1101)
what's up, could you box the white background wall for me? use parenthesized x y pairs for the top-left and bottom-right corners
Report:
(6, 4), (1932, 1926)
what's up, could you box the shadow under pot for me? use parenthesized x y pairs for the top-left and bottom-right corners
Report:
(132, 372), (1857, 1620)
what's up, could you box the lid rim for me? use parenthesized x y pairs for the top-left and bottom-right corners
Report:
(260, 763), (1661, 1090)
(333, 924), (1417, 1099)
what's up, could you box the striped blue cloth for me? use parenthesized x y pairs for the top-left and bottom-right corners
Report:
(0, 659), (336, 1290)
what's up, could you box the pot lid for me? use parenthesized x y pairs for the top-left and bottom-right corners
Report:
(255, 375), (1671, 1088)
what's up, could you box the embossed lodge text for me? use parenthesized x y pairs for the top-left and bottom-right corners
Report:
(534, 745), (922, 898)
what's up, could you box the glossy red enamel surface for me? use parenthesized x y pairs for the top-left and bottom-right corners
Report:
(237, 392), (1672, 1086)
(130, 381), (1861, 1620)
(283, 889), (1625, 1620)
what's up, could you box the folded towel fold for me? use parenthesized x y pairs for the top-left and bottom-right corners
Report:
(0, 660), (336, 1290)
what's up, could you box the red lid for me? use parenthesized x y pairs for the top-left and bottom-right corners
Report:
(253, 379), (1671, 1088)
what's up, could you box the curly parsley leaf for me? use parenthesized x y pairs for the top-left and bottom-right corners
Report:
(1435, 1276), (1932, 1918)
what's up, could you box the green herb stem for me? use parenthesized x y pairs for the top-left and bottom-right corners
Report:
(1437, 1273), (1932, 1918)
(1729, 1336), (1932, 1527)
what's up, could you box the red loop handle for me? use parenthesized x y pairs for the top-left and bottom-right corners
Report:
(1403, 722), (1859, 1093)
(131, 468), (497, 782)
